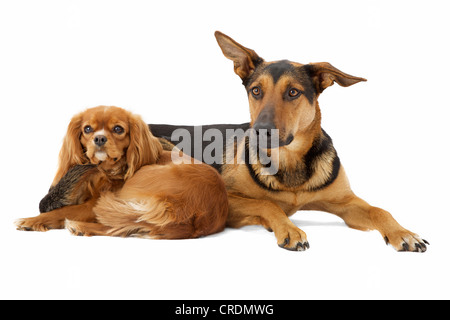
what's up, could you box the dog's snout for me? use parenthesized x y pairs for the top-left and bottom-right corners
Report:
(94, 135), (107, 147)
(254, 105), (276, 135)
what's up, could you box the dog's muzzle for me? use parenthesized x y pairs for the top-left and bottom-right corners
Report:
(253, 122), (293, 148)
(253, 105), (293, 147)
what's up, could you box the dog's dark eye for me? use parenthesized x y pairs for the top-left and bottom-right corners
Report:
(251, 87), (261, 97)
(113, 126), (124, 134)
(288, 88), (301, 97)
(84, 125), (93, 134)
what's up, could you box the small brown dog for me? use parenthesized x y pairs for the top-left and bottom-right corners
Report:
(16, 106), (228, 239)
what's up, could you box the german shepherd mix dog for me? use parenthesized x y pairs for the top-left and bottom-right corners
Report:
(38, 32), (428, 252)
(210, 31), (429, 252)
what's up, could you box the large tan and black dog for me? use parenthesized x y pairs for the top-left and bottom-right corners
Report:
(39, 31), (428, 252)
(208, 31), (428, 252)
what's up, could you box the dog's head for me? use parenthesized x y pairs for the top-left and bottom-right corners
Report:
(51, 106), (162, 186)
(215, 31), (366, 147)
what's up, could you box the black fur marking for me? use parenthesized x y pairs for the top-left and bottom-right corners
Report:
(39, 164), (97, 213)
(295, 66), (316, 105)
(305, 130), (340, 191)
(265, 60), (295, 84)
(244, 137), (280, 192)
(303, 130), (334, 179)
(150, 123), (251, 173)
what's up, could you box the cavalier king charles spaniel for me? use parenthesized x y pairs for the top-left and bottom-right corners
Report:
(16, 106), (228, 239)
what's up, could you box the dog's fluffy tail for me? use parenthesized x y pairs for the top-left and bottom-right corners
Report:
(94, 192), (204, 239)
(93, 164), (229, 239)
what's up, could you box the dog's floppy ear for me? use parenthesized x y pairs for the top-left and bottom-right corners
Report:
(215, 31), (263, 82)
(125, 113), (162, 180)
(51, 112), (89, 187)
(307, 62), (367, 94)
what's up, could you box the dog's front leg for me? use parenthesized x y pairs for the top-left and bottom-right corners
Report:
(16, 199), (97, 232)
(301, 166), (429, 252)
(227, 194), (309, 251)
(304, 194), (429, 252)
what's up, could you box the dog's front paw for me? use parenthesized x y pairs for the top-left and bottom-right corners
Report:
(274, 223), (310, 251)
(15, 217), (51, 232)
(383, 230), (429, 252)
(15, 215), (64, 232)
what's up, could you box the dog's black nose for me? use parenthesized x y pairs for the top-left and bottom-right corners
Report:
(94, 135), (107, 147)
(253, 121), (278, 148)
(253, 121), (276, 135)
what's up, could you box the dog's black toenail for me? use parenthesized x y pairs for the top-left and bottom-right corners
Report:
(419, 243), (427, 252)
(278, 238), (290, 248)
(402, 242), (410, 251)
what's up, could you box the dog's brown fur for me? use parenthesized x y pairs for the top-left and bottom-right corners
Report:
(214, 31), (428, 252)
(16, 106), (229, 239)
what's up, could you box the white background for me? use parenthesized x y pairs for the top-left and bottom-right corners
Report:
(1, 0), (449, 300)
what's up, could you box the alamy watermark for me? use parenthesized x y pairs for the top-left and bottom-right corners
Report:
(170, 127), (280, 175)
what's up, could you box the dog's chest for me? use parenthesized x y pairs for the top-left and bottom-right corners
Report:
(222, 164), (314, 212)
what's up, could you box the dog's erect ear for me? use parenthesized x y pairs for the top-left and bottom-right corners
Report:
(307, 62), (367, 94)
(215, 31), (263, 82)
